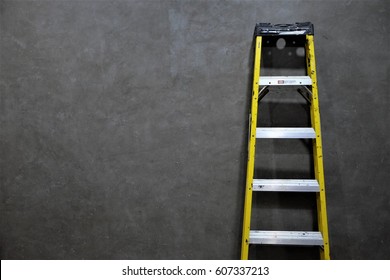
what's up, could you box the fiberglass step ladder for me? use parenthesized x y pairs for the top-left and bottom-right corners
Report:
(241, 22), (330, 260)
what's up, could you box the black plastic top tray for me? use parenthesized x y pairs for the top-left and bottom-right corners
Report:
(255, 22), (314, 36)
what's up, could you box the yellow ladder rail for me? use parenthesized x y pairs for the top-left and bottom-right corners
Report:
(241, 36), (262, 260)
(306, 35), (330, 260)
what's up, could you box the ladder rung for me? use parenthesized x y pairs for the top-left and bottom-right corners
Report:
(256, 127), (316, 139)
(259, 76), (312, 86)
(249, 231), (324, 246)
(253, 179), (319, 192)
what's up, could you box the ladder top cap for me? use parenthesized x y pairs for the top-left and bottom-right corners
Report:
(255, 22), (314, 36)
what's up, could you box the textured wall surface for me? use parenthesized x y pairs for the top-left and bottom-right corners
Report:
(1, 0), (389, 259)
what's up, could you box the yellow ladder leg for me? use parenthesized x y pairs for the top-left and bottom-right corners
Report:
(306, 34), (330, 260)
(241, 36), (262, 260)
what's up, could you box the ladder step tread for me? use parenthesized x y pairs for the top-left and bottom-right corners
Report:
(256, 127), (316, 139)
(253, 179), (320, 192)
(259, 76), (312, 86)
(249, 230), (324, 246)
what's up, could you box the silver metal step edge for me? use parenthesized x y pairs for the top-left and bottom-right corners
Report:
(256, 127), (316, 139)
(259, 76), (312, 86)
(249, 231), (324, 246)
(253, 179), (320, 192)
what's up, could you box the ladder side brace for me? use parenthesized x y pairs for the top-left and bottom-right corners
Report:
(241, 36), (262, 260)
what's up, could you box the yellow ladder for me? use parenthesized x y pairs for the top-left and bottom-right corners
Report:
(241, 23), (330, 260)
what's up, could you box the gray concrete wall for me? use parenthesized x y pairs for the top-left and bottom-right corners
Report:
(0, 0), (389, 259)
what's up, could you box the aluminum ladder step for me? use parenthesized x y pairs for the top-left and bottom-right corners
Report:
(253, 179), (320, 192)
(256, 127), (316, 139)
(249, 231), (324, 246)
(259, 76), (312, 86)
